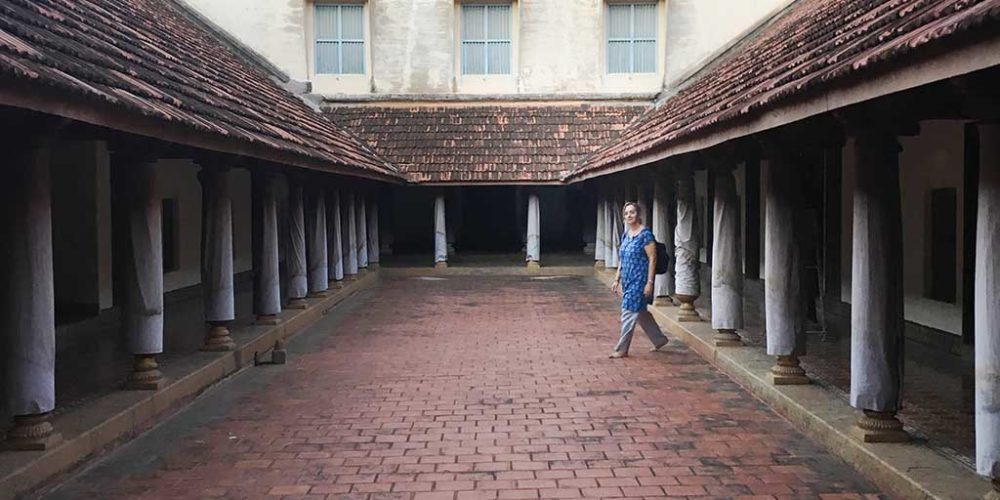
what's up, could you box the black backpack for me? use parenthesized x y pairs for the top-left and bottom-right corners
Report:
(654, 241), (669, 275)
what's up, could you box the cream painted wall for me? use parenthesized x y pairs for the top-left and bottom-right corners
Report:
(839, 121), (966, 335)
(183, 0), (310, 81)
(664, 0), (792, 86)
(183, 0), (784, 97)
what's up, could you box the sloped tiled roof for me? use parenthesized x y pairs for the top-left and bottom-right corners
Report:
(570, 0), (1000, 179)
(326, 104), (648, 183)
(0, 0), (400, 179)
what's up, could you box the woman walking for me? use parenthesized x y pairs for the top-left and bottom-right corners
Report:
(610, 202), (668, 358)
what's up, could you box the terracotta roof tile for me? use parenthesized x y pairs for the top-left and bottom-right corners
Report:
(0, 0), (399, 179)
(570, 0), (1000, 179)
(326, 104), (648, 183)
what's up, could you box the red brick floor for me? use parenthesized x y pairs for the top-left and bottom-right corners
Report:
(46, 276), (888, 500)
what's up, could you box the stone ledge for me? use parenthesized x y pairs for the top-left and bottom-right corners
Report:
(0, 271), (379, 500)
(592, 269), (991, 500)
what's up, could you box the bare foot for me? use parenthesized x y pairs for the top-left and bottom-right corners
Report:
(609, 351), (628, 359)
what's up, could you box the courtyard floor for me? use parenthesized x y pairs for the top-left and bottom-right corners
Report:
(42, 275), (886, 499)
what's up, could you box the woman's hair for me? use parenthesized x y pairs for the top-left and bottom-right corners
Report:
(622, 201), (642, 224)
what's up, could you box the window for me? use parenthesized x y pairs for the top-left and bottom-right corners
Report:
(607, 3), (656, 74)
(315, 4), (365, 75)
(461, 4), (512, 75)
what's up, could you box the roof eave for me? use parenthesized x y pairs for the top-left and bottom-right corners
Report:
(564, 35), (1000, 183)
(0, 80), (407, 183)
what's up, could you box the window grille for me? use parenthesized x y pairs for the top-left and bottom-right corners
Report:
(607, 3), (656, 74)
(461, 4), (512, 75)
(315, 4), (365, 74)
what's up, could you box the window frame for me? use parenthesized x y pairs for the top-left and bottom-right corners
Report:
(460, 3), (513, 76)
(605, 2), (658, 75)
(314, 3), (366, 75)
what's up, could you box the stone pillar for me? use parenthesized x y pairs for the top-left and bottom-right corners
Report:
(674, 168), (701, 321)
(286, 180), (308, 308)
(526, 192), (541, 268)
(712, 166), (743, 346)
(119, 159), (167, 390)
(356, 192), (369, 270)
(977, 123), (1000, 488)
(605, 192), (617, 269)
(764, 155), (808, 385)
(343, 191), (359, 277)
(198, 166), (235, 350)
(652, 172), (675, 306)
(253, 172), (281, 325)
(328, 189), (344, 284)
(306, 187), (328, 298)
(850, 132), (908, 442)
(607, 189), (625, 269)
(368, 196), (379, 269)
(2, 145), (61, 450)
(434, 194), (448, 267)
(595, 195), (606, 267)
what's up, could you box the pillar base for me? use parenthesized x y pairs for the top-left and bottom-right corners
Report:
(255, 314), (281, 326)
(328, 279), (344, 289)
(5, 413), (62, 451)
(986, 477), (1000, 500)
(653, 296), (674, 307)
(675, 294), (702, 322)
(369, 263), (380, 270)
(307, 290), (329, 299)
(770, 355), (810, 385)
(594, 261), (605, 269)
(125, 355), (167, 391)
(202, 323), (236, 351)
(435, 261), (448, 269)
(713, 329), (743, 347)
(852, 410), (909, 443)
(343, 274), (358, 281)
(526, 261), (540, 270)
(286, 297), (308, 309)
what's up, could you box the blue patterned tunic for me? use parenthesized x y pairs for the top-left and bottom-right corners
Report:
(619, 227), (654, 312)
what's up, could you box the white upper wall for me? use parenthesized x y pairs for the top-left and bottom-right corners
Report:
(184, 0), (789, 96)
(664, 0), (792, 86)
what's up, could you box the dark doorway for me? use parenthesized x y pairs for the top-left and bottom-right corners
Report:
(928, 187), (957, 303)
(458, 187), (520, 252)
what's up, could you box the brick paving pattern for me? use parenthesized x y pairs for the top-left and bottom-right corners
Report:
(47, 276), (887, 499)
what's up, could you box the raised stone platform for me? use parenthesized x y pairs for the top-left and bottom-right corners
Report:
(0, 271), (379, 500)
(593, 268), (992, 500)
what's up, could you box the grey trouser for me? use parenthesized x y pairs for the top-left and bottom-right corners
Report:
(614, 308), (667, 353)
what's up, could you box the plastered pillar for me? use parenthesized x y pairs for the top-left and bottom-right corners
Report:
(286, 179), (308, 308)
(674, 168), (701, 321)
(306, 187), (328, 297)
(604, 193), (616, 269)
(198, 165), (235, 350)
(764, 155), (808, 385)
(609, 190), (621, 269)
(253, 172), (281, 325)
(119, 158), (166, 390)
(2, 145), (61, 450)
(977, 122), (1000, 491)
(526, 193), (540, 268)
(434, 194), (448, 267)
(711, 166), (743, 346)
(328, 189), (344, 284)
(652, 172), (675, 306)
(368, 196), (379, 269)
(343, 191), (359, 277)
(595, 195), (606, 267)
(850, 132), (908, 443)
(356, 192), (368, 270)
